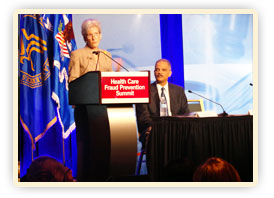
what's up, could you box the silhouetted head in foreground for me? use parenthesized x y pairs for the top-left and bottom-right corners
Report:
(193, 157), (241, 182)
(22, 156), (74, 182)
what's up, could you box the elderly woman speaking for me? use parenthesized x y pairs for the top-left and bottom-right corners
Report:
(68, 19), (116, 181)
(68, 19), (113, 83)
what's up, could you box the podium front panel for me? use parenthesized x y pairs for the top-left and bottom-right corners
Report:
(100, 71), (150, 104)
(69, 71), (101, 105)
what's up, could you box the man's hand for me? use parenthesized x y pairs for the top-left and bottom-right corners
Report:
(145, 126), (152, 148)
(145, 126), (152, 135)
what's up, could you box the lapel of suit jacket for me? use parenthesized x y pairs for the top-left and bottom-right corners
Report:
(168, 83), (176, 115)
(151, 82), (160, 115)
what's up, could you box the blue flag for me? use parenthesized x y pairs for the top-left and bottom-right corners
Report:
(19, 14), (57, 151)
(19, 14), (76, 163)
(45, 14), (76, 140)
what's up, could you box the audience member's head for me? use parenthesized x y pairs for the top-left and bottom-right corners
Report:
(164, 158), (195, 182)
(22, 156), (74, 182)
(193, 157), (241, 182)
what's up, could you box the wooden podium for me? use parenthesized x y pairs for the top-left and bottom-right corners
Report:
(69, 71), (150, 181)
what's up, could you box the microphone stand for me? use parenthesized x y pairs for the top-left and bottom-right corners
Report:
(95, 51), (100, 71)
(93, 51), (129, 72)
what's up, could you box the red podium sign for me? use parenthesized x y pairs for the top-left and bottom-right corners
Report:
(100, 71), (150, 104)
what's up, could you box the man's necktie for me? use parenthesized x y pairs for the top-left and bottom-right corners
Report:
(161, 87), (165, 98)
(160, 87), (168, 116)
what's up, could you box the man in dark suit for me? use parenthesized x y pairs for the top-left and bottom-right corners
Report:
(136, 59), (189, 147)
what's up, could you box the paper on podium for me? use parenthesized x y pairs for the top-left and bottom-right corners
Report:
(248, 109), (253, 115)
(196, 111), (218, 117)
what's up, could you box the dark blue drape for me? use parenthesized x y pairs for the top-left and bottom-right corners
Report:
(160, 14), (185, 87)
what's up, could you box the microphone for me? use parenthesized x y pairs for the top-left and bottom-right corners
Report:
(188, 90), (228, 117)
(93, 51), (129, 72)
(94, 51), (100, 71)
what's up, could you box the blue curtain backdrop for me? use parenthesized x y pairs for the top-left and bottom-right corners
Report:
(160, 14), (185, 87)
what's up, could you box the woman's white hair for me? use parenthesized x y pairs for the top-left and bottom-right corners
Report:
(81, 19), (101, 41)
